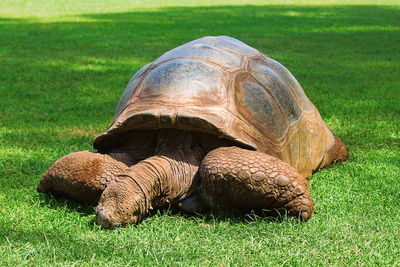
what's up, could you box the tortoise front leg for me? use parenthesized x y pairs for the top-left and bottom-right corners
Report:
(199, 147), (314, 220)
(96, 149), (202, 228)
(37, 151), (132, 205)
(96, 131), (203, 228)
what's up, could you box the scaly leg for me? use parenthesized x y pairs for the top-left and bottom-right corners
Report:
(38, 151), (131, 205)
(199, 147), (314, 220)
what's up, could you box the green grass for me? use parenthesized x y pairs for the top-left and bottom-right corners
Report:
(1, 0), (399, 265)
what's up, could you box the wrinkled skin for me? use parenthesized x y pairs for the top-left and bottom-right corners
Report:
(38, 129), (347, 228)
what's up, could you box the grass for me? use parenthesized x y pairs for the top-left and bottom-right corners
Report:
(1, 0), (399, 265)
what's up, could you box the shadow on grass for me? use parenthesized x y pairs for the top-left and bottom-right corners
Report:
(35, 191), (291, 230)
(169, 207), (299, 225)
(34, 193), (100, 228)
(36, 193), (95, 215)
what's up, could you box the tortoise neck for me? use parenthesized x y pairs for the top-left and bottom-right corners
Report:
(127, 130), (204, 212)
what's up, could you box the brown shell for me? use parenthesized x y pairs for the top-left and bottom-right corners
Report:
(94, 36), (335, 177)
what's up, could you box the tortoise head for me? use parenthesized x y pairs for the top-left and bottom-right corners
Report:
(96, 177), (145, 228)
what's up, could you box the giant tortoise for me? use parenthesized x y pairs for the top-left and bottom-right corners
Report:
(38, 36), (348, 228)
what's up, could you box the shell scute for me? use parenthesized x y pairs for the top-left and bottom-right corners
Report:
(235, 80), (288, 139)
(262, 57), (314, 112)
(248, 58), (303, 125)
(139, 59), (223, 101)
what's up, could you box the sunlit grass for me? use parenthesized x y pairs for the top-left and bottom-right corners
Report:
(1, 1), (399, 266)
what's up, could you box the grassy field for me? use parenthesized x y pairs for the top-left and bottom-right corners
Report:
(1, 0), (399, 265)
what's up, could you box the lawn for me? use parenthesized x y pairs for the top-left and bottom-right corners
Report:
(0, 0), (399, 265)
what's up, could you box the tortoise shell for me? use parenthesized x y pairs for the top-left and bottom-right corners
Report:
(94, 36), (335, 177)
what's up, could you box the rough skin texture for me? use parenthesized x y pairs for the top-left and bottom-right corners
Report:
(200, 146), (314, 220)
(39, 130), (203, 228)
(96, 132), (203, 228)
(38, 151), (129, 205)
